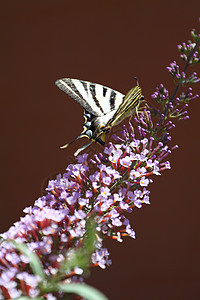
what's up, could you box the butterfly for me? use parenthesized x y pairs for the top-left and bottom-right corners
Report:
(55, 78), (144, 156)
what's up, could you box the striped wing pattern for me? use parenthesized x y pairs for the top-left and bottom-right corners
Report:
(55, 78), (125, 117)
(109, 86), (142, 127)
(55, 77), (143, 156)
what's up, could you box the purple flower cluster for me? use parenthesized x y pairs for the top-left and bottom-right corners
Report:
(151, 84), (198, 121)
(166, 61), (186, 82)
(178, 41), (197, 62)
(167, 61), (200, 84)
(178, 28), (200, 64)
(167, 29), (200, 85)
(151, 84), (169, 103)
(149, 27), (200, 132)
(0, 125), (171, 299)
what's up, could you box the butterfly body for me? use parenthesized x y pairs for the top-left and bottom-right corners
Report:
(55, 78), (144, 155)
(82, 109), (118, 144)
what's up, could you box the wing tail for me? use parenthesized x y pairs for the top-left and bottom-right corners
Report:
(74, 141), (93, 157)
(60, 134), (93, 156)
(60, 134), (82, 149)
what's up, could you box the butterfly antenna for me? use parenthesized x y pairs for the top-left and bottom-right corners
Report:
(133, 76), (139, 86)
(74, 141), (93, 157)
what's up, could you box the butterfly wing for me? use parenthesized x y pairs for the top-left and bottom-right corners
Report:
(109, 85), (143, 127)
(55, 78), (125, 117)
(55, 78), (126, 152)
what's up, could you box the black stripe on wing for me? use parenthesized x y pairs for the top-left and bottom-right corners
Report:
(80, 80), (88, 95)
(55, 78), (100, 116)
(103, 87), (107, 97)
(66, 78), (84, 101)
(89, 83), (104, 114)
(110, 90), (116, 110)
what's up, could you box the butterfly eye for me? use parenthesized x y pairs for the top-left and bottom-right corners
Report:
(141, 95), (145, 100)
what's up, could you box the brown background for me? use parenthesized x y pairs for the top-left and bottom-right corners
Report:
(0, 1), (200, 299)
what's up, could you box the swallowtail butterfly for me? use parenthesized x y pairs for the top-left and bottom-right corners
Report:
(55, 78), (144, 156)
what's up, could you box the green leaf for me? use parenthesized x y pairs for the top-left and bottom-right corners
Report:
(57, 283), (109, 300)
(11, 240), (45, 280)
